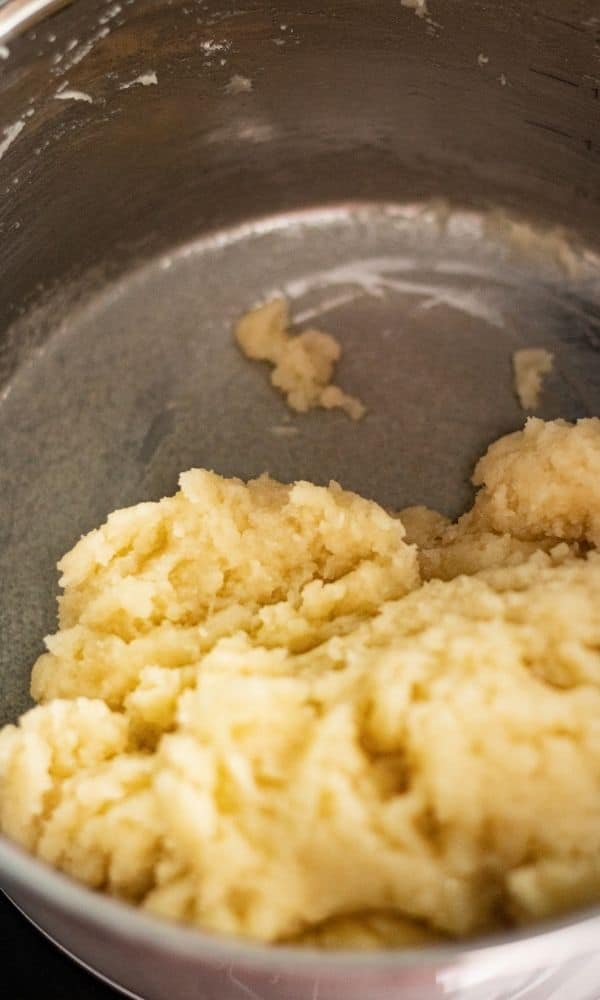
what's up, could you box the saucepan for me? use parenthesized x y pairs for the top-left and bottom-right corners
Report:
(0, 0), (599, 997)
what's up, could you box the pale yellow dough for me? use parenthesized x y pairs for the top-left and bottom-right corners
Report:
(235, 297), (366, 420)
(513, 348), (554, 410)
(1, 418), (599, 949)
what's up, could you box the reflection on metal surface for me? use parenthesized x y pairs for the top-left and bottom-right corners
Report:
(0, 0), (72, 42)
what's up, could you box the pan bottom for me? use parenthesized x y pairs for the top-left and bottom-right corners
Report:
(1, 201), (599, 724)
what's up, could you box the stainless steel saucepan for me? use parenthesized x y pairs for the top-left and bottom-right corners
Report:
(0, 1), (599, 997)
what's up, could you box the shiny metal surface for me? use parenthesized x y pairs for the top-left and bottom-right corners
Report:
(0, 1), (599, 997)
(0, 0), (72, 42)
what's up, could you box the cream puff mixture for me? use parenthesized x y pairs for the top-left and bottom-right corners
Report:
(0, 416), (599, 948)
(513, 348), (554, 411)
(235, 298), (366, 420)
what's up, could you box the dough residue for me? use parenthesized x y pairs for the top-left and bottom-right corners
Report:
(0, 418), (599, 948)
(401, 0), (429, 18)
(225, 74), (252, 95)
(119, 72), (158, 90)
(513, 348), (554, 410)
(0, 120), (25, 161)
(235, 297), (366, 420)
(54, 89), (94, 104)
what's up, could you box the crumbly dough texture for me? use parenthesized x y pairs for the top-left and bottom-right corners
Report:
(1, 418), (599, 949)
(235, 297), (366, 420)
(513, 348), (554, 410)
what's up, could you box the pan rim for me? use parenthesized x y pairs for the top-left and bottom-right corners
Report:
(0, 0), (73, 44)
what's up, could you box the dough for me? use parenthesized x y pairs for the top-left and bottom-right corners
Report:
(235, 297), (366, 420)
(513, 348), (554, 410)
(1, 418), (599, 948)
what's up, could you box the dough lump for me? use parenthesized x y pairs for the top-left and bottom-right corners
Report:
(513, 348), (554, 410)
(235, 297), (366, 420)
(1, 418), (599, 948)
